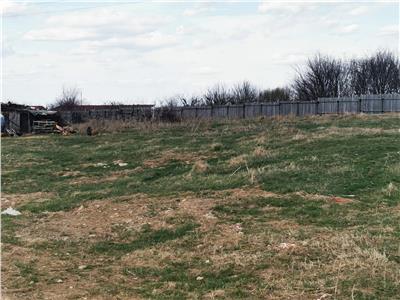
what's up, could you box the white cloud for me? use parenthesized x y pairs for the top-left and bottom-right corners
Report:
(348, 6), (368, 16)
(190, 66), (219, 75)
(378, 24), (399, 36)
(23, 7), (175, 54)
(0, 0), (28, 16)
(183, 3), (212, 16)
(272, 53), (309, 65)
(47, 9), (168, 32)
(183, 8), (205, 17)
(336, 24), (359, 34)
(24, 27), (98, 41)
(79, 32), (178, 51)
(258, 1), (316, 15)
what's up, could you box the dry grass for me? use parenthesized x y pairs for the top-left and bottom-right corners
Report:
(191, 160), (209, 173)
(2, 114), (399, 299)
(228, 154), (248, 167)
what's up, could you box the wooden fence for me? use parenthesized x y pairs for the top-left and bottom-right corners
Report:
(60, 94), (400, 124)
(60, 106), (152, 124)
(169, 94), (400, 120)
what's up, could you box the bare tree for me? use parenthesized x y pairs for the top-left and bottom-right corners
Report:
(292, 54), (347, 101)
(259, 87), (292, 102)
(231, 81), (258, 104)
(349, 50), (400, 95)
(52, 86), (83, 110)
(203, 84), (232, 105)
(180, 95), (204, 107)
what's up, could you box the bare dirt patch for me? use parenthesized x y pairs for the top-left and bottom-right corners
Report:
(143, 149), (211, 168)
(1, 192), (55, 209)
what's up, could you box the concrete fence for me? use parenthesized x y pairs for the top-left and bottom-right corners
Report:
(60, 94), (400, 124)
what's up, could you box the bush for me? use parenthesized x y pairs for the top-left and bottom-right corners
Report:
(292, 54), (347, 101)
(349, 50), (400, 95)
(51, 87), (83, 110)
(259, 87), (292, 102)
(231, 81), (258, 104)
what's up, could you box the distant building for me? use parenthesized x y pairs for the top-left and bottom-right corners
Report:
(1, 102), (61, 134)
(54, 104), (154, 111)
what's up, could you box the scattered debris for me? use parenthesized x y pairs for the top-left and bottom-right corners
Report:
(78, 265), (87, 270)
(1, 207), (21, 216)
(56, 279), (63, 283)
(113, 160), (128, 167)
(317, 293), (331, 300)
(234, 223), (243, 233)
(204, 212), (217, 219)
(278, 242), (296, 250)
(331, 196), (353, 204)
(55, 124), (75, 136)
(86, 126), (92, 136)
(95, 163), (108, 167)
(5, 128), (18, 137)
(196, 276), (204, 281)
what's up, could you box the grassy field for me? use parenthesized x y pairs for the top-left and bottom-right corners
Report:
(1, 114), (400, 299)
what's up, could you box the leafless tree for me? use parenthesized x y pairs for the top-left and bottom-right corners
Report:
(231, 81), (258, 104)
(349, 50), (400, 95)
(259, 87), (292, 102)
(292, 54), (347, 101)
(203, 84), (233, 105)
(179, 95), (204, 107)
(51, 86), (83, 110)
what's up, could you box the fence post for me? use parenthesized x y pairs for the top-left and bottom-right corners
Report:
(358, 97), (362, 113)
(278, 101), (281, 116)
(381, 96), (384, 113)
(260, 103), (263, 116)
(195, 107), (198, 118)
(337, 99), (340, 114)
(296, 101), (300, 116)
(242, 104), (246, 118)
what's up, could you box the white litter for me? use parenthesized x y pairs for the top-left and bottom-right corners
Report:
(196, 276), (204, 281)
(1, 207), (21, 216)
(113, 160), (128, 167)
(95, 163), (107, 167)
(278, 242), (296, 250)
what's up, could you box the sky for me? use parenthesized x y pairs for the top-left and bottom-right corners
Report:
(1, 0), (399, 106)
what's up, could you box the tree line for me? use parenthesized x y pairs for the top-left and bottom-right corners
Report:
(52, 50), (399, 110)
(163, 50), (399, 107)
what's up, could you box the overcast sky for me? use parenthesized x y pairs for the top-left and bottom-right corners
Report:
(2, 0), (399, 106)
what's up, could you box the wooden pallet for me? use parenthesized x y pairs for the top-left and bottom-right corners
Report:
(33, 121), (56, 134)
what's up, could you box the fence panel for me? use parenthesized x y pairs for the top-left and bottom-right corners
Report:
(298, 101), (317, 115)
(319, 100), (338, 114)
(226, 105), (242, 119)
(60, 94), (399, 123)
(245, 104), (261, 118)
(362, 98), (382, 113)
(261, 103), (279, 117)
(338, 99), (359, 114)
(197, 107), (212, 118)
(279, 102), (296, 115)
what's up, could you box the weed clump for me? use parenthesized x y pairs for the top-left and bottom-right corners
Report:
(191, 160), (209, 174)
